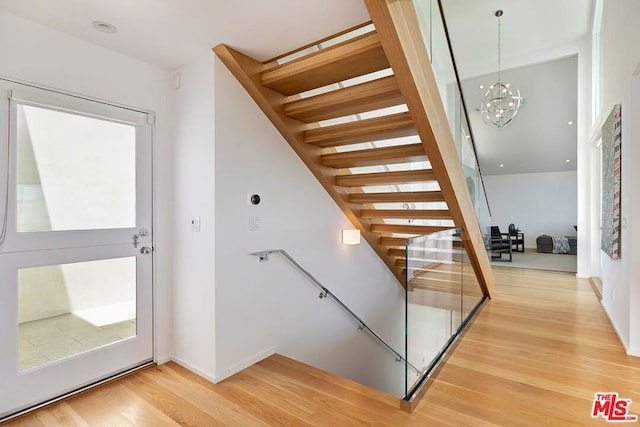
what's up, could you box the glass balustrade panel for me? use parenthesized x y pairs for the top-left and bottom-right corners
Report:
(405, 229), (462, 395)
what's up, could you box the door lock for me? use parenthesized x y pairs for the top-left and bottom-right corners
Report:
(133, 229), (150, 248)
(140, 246), (152, 255)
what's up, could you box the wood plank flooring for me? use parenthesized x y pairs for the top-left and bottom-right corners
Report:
(5, 267), (640, 426)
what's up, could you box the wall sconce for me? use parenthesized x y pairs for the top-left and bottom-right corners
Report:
(342, 229), (361, 245)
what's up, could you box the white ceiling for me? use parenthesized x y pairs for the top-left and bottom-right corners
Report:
(0, 0), (370, 70)
(441, 0), (593, 76)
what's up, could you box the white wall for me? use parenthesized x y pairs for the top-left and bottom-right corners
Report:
(0, 10), (174, 361)
(574, 37), (593, 279)
(594, 0), (640, 356)
(171, 55), (216, 378)
(211, 57), (406, 395)
(630, 76), (640, 355)
(484, 171), (578, 247)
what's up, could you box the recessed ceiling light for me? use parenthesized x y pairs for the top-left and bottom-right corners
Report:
(499, 164), (504, 168)
(479, 84), (485, 90)
(566, 159), (571, 163)
(567, 121), (574, 125)
(92, 21), (117, 34)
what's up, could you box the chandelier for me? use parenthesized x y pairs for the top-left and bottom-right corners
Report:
(480, 10), (524, 128)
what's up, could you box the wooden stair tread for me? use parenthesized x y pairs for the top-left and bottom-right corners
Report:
(360, 209), (450, 220)
(380, 236), (409, 247)
(336, 169), (435, 187)
(321, 143), (426, 168)
(411, 275), (482, 292)
(398, 258), (457, 268)
(350, 191), (445, 204)
(261, 32), (390, 96)
(409, 280), (484, 297)
(391, 247), (454, 258)
(284, 75), (405, 122)
(388, 248), (406, 258)
(391, 251), (462, 262)
(304, 112), (416, 148)
(406, 287), (479, 311)
(371, 224), (451, 235)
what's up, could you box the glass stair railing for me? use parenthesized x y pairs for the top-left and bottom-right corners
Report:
(402, 228), (486, 405)
(413, 0), (493, 244)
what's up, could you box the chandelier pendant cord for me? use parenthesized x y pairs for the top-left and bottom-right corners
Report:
(497, 13), (501, 86)
(496, 10), (503, 124)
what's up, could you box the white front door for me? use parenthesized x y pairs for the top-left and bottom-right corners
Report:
(0, 81), (154, 419)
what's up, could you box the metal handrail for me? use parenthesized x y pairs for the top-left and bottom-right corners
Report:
(249, 249), (421, 375)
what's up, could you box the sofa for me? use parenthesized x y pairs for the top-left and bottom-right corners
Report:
(536, 235), (577, 255)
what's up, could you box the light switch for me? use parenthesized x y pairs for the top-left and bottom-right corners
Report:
(191, 216), (201, 232)
(249, 216), (261, 231)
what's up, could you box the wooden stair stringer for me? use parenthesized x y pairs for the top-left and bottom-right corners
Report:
(213, 44), (405, 285)
(366, 0), (496, 299)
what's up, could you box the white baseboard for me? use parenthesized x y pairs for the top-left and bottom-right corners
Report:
(156, 355), (173, 365)
(213, 347), (276, 384)
(601, 303), (631, 351)
(627, 346), (640, 357)
(170, 357), (216, 383)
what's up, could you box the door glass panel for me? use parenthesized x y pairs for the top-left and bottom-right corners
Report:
(18, 257), (137, 371)
(16, 104), (136, 232)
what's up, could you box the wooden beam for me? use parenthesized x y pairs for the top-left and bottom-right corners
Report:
(360, 209), (450, 220)
(264, 20), (374, 64)
(380, 236), (409, 247)
(284, 75), (405, 122)
(365, 0), (495, 298)
(388, 248), (406, 258)
(304, 112), (416, 147)
(335, 169), (435, 187)
(321, 143), (426, 168)
(350, 191), (445, 204)
(261, 32), (390, 95)
(213, 44), (405, 285)
(371, 224), (450, 235)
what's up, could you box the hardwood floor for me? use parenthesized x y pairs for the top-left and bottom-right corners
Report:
(422, 267), (640, 426)
(5, 267), (640, 426)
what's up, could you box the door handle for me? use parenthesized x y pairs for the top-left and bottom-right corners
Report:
(140, 246), (152, 255)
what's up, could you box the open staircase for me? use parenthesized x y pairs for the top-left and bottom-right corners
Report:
(215, 0), (494, 296)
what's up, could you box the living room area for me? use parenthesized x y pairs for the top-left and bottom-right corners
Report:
(484, 170), (578, 273)
(457, 55), (579, 274)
